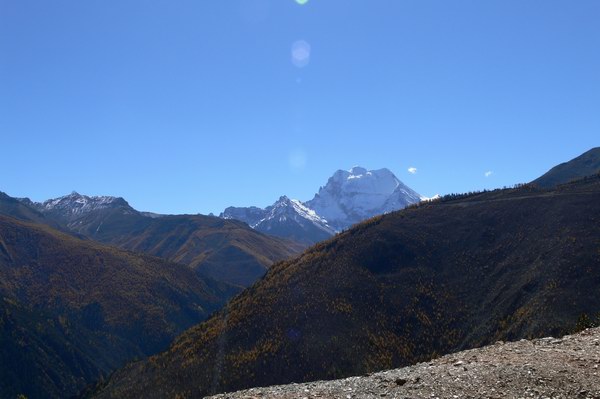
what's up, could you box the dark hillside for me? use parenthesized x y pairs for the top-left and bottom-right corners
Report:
(0, 215), (237, 399)
(0, 192), (64, 231)
(107, 215), (303, 287)
(532, 147), (600, 188)
(23, 197), (302, 287)
(94, 176), (600, 398)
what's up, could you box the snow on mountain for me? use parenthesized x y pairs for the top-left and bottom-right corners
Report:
(24, 192), (136, 223)
(43, 192), (128, 212)
(221, 196), (334, 245)
(221, 166), (423, 244)
(221, 206), (268, 228)
(305, 167), (421, 231)
(254, 196), (334, 245)
(382, 184), (424, 213)
(258, 196), (332, 231)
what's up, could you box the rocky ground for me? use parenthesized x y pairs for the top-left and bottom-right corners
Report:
(209, 328), (600, 399)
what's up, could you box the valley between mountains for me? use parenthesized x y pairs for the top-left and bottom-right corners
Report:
(92, 155), (600, 398)
(0, 148), (599, 399)
(3, 1), (600, 397)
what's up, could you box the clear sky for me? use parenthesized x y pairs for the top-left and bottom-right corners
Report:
(1, 0), (598, 214)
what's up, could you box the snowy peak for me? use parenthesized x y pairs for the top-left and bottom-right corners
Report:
(221, 195), (335, 245)
(349, 166), (368, 175)
(22, 192), (137, 225)
(306, 166), (421, 231)
(325, 167), (401, 197)
(221, 166), (422, 244)
(381, 182), (423, 212)
(264, 196), (331, 228)
(220, 206), (267, 228)
(253, 195), (335, 244)
(40, 192), (131, 215)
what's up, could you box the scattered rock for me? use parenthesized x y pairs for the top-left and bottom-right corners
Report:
(208, 328), (600, 399)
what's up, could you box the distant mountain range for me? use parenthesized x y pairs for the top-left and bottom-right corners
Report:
(1, 147), (598, 399)
(0, 189), (302, 398)
(93, 167), (600, 399)
(221, 166), (422, 244)
(14, 192), (301, 287)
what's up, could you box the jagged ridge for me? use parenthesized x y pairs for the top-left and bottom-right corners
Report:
(221, 166), (421, 244)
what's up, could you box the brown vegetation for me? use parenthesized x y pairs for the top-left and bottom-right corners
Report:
(0, 215), (237, 398)
(93, 175), (600, 399)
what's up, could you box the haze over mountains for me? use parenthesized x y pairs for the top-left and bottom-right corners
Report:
(221, 167), (422, 244)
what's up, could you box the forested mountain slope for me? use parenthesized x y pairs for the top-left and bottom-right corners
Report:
(14, 192), (302, 287)
(93, 175), (600, 398)
(0, 215), (237, 399)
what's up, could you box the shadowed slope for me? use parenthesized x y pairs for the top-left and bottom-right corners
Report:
(0, 215), (238, 399)
(93, 176), (600, 398)
(0, 192), (64, 231)
(13, 192), (302, 287)
(533, 147), (600, 188)
(110, 215), (304, 287)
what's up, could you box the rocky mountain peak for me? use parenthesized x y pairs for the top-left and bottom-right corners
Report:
(221, 166), (422, 243)
(306, 167), (420, 231)
(349, 166), (368, 175)
(17, 192), (137, 226)
(40, 192), (130, 213)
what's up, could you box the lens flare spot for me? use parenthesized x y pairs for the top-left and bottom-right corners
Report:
(291, 40), (311, 68)
(289, 149), (307, 171)
(295, 0), (309, 5)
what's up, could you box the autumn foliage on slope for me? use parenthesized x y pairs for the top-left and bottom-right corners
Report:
(0, 216), (237, 399)
(94, 176), (600, 398)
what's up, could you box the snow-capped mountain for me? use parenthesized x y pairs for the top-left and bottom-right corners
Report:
(306, 167), (421, 231)
(22, 191), (137, 225)
(221, 166), (422, 245)
(221, 206), (268, 228)
(222, 196), (334, 245)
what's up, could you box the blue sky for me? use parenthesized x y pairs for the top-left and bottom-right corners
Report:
(1, 0), (598, 214)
